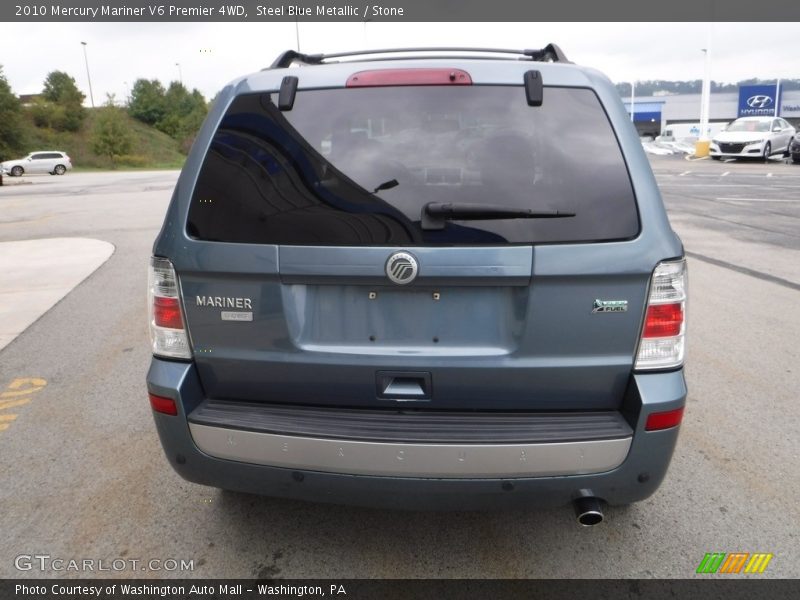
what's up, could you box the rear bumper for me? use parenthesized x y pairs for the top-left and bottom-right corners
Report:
(146, 358), (686, 510)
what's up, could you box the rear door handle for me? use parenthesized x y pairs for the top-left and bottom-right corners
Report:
(376, 371), (432, 401)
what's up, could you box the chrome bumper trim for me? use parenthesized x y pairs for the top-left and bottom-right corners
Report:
(189, 423), (632, 479)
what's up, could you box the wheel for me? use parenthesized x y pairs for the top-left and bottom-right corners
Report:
(762, 142), (771, 161)
(792, 155), (800, 164)
(10, 166), (23, 177)
(53, 164), (66, 175)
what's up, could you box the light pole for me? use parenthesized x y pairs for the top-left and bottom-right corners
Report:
(175, 62), (183, 85)
(80, 41), (95, 108)
(699, 46), (711, 141)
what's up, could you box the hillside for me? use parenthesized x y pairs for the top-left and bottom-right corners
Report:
(19, 107), (186, 170)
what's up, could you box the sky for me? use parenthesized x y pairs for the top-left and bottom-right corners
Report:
(0, 22), (798, 104)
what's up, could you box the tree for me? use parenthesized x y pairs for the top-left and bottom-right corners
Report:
(91, 95), (133, 166)
(128, 79), (167, 125)
(157, 82), (207, 150)
(43, 70), (85, 104)
(0, 65), (25, 161)
(127, 78), (207, 153)
(35, 70), (86, 131)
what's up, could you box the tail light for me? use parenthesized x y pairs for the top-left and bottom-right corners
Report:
(635, 259), (687, 370)
(148, 257), (191, 359)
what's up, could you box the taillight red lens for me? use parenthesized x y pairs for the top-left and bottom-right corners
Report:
(153, 296), (183, 329)
(149, 393), (178, 416)
(643, 303), (683, 338)
(346, 68), (472, 87)
(645, 407), (684, 431)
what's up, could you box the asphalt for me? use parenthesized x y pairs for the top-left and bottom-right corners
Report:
(0, 162), (798, 578)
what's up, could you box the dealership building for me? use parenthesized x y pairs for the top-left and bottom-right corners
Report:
(624, 84), (800, 138)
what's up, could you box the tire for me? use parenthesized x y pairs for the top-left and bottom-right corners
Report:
(792, 155), (800, 164)
(10, 166), (23, 177)
(762, 142), (771, 161)
(53, 164), (66, 175)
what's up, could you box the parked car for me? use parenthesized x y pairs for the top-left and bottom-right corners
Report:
(709, 117), (795, 160)
(146, 45), (687, 524)
(0, 151), (72, 176)
(789, 132), (800, 164)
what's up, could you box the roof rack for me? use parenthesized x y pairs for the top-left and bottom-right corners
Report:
(269, 44), (570, 69)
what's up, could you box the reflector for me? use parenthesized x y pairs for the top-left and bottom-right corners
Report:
(645, 407), (684, 431)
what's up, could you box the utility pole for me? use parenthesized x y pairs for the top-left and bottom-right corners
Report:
(80, 41), (95, 108)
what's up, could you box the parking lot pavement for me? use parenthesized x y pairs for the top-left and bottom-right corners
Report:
(650, 155), (800, 288)
(0, 238), (114, 350)
(0, 167), (798, 578)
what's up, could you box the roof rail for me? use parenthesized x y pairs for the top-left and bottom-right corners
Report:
(268, 44), (570, 69)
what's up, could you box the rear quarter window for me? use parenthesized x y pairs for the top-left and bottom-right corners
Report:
(187, 85), (639, 245)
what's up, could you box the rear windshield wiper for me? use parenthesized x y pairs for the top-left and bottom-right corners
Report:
(421, 202), (575, 230)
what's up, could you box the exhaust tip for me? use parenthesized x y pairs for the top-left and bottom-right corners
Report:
(573, 495), (604, 526)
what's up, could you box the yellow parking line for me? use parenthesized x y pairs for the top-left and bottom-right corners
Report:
(0, 378), (46, 435)
(0, 377), (47, 399)
(0, 398), (32, 411)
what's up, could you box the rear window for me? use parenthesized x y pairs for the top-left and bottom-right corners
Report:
(187, 85), (639, 245)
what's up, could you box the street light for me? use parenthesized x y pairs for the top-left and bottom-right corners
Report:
(175, 62), (183, 85)
(80, 41), (95, 108)
(699, 47), (711, 141)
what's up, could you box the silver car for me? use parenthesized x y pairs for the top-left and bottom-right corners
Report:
(710, 117), (795, 160)
(1, 151), (72, 176)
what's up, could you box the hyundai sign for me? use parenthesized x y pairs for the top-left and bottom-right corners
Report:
(738, 84), (782, 117)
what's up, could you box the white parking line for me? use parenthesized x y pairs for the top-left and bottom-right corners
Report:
(679, 171), (691, 176)
(716, 197), (797, 203)
(721, 172), (730, 177)
(658, 184), (760, 188)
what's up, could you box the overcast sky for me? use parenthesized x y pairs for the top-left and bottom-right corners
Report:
(0, 22), (797, 103)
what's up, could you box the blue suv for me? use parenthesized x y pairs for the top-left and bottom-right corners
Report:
(146, 45), (687, 525)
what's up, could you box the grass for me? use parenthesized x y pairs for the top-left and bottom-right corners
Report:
(19, 108), (186, 170)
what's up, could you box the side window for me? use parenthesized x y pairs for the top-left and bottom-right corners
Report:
(30, 154), (46, 160)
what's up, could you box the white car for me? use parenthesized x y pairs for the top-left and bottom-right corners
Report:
(1, 151), (72, 176)
(709, 117), (795, 161)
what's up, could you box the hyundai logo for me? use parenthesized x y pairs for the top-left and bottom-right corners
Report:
(746, 95), (773, 109)
(385, 252), (418, 285)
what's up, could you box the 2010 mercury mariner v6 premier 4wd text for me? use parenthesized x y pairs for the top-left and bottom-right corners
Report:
(146, 45), (687, 525)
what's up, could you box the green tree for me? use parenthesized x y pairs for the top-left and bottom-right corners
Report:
(91, 95), (133, 166)
(42, 70), (85, 104)
(128, 79), (167, 125)
(157, 82), (207, 152)
(35, 71), (86, 132)
(0, 65), (25, 161)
